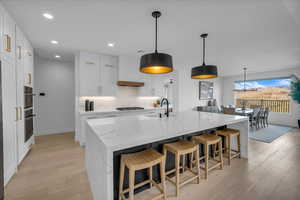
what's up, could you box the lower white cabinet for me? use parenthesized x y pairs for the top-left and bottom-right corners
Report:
(1, 58), (18, 185)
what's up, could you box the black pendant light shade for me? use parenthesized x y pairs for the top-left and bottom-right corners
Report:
(191, 65), (218, 79)
(140, 52), (173, 74)
(140, 11), (173, 74)
(191, 33), (218, 79)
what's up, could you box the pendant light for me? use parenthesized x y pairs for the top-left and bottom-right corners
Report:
(191, 33), (218, 79)
(140, 11), (173, 74)
(233, 67), (257, 92)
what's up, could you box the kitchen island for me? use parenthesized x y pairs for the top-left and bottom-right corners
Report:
(85, 111), (249, 200)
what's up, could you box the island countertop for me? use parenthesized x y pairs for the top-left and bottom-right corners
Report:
(86, 111), (248, 152)
(85, 110), (249, 200)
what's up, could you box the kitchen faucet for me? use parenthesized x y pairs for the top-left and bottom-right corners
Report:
(160, 98), (169, 117)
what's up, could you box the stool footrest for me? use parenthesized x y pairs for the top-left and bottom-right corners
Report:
(120, 179), (164, 200)
(166, 172), (200, 187)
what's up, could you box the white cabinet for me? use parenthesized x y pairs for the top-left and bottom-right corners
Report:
(1, 58), (18, 185)
(0, 4), (35, 185)
(23, 38), (33, 87)
(100, 55), (118, 96)
(118, 55), (141, 82)
(1, 8), (15, 61)
(78, 51), (118, 96)
(79, 52), (100, 96)
(15, 26), (33, 164)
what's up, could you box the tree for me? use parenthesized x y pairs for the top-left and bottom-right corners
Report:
(291, 80), (300, 104)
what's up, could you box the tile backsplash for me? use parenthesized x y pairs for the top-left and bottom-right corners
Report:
(80, 87), (160, 111)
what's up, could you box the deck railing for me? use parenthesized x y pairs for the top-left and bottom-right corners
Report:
(236, 99), (291, 113)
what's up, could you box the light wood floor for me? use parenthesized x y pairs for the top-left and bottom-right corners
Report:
(5, 129), (300, 200)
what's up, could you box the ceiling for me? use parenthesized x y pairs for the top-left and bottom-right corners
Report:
(2, 0), (300, 76)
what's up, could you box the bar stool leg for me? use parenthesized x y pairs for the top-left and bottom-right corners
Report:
(159, 158), (167, 200)
(119, 158), (125, 200)
(213, 144), (216, 159)
(237, 134), (241, 158)
(204, 143), (209, 179)
(195, 149), (201, 184)
(224, 136), (228, 154)
(219, 140), (223, 169)
(148, 167), (152, 188)
(182, 155), (185, 173)
(175, 153), (180, 196)
(129, 169), (135, 200)
(228, 136), (231, 166)
(189, 152), (193, 169)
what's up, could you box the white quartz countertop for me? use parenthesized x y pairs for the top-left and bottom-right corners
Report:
(79, 107), (164, 116)
(86, 111), (248, 151)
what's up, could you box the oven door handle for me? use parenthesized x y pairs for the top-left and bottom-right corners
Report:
(25, 114), (36, 119)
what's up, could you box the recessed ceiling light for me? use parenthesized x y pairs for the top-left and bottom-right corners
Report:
(108, 42), (115, 47)
(55, 55), (61, 58)
(43, 13), (54, 20)
(51, 40), (58, 44)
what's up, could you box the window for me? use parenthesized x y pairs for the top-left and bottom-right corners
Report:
(234, 77), (292, 113)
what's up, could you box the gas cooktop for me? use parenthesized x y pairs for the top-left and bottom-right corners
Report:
(116, 107), (144, 111)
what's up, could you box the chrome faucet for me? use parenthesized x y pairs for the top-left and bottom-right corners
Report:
(160, 98), (169, 117)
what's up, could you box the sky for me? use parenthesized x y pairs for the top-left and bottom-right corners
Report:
(235, 78), (291, 90)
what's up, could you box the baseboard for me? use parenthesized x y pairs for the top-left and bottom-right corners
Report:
(4, 164), (17, 186)
(36, 129), (75, 136)
(269, 123), (296, 128)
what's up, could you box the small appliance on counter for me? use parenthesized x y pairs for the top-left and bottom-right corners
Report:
(85, 99), (95, 111)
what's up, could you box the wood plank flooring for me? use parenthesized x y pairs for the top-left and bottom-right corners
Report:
(5, 129), (300, 200)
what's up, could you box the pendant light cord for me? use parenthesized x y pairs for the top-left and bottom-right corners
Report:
(155, 16), (158, 53)
(243, 67), (246, 92)
(202, 36), (206, 65)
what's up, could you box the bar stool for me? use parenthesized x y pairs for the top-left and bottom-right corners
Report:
(192, 133), (223, 179)
(163, 140), (201, 197)
(215, 128), (241, 165)
(119, 149), (166, 200)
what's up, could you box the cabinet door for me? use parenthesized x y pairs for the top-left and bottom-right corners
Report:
(118, 56), (141, 82)
(2, 10), (15, 61)
(23, 38), (33, 87)
(1, 59), (18, 184)
(79, 52), (100, 96)
(0, 5), (3, 54)
(100, 55), (118, 96)
(15, 27), (27, 163)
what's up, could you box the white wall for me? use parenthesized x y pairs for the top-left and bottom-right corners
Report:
(177, 60), (224, 111)
(223, 67), (300, 127)
(34, 56), (75, 135)
(79, 87), (161, 111)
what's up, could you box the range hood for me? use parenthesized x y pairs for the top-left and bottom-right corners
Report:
(117, 81), (144, 87)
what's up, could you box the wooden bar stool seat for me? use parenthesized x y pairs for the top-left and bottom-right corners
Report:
(119, 149), (166, 200)
(192, 134), (223, 179)
(163, 140), (201, 197)
(215, 128), (241, 165)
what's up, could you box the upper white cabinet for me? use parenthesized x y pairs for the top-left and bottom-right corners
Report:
(79, 52), (100, 96)
(100, 55), (118, 96)
(23, 38), (34, 87)
(118, 55), (142, 82)
(78, 51), (118, 96)
(1, 8), (15, 61)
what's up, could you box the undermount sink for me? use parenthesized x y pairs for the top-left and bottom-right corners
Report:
(144, 113), (176, 118)
(144, 114), (160, 118)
